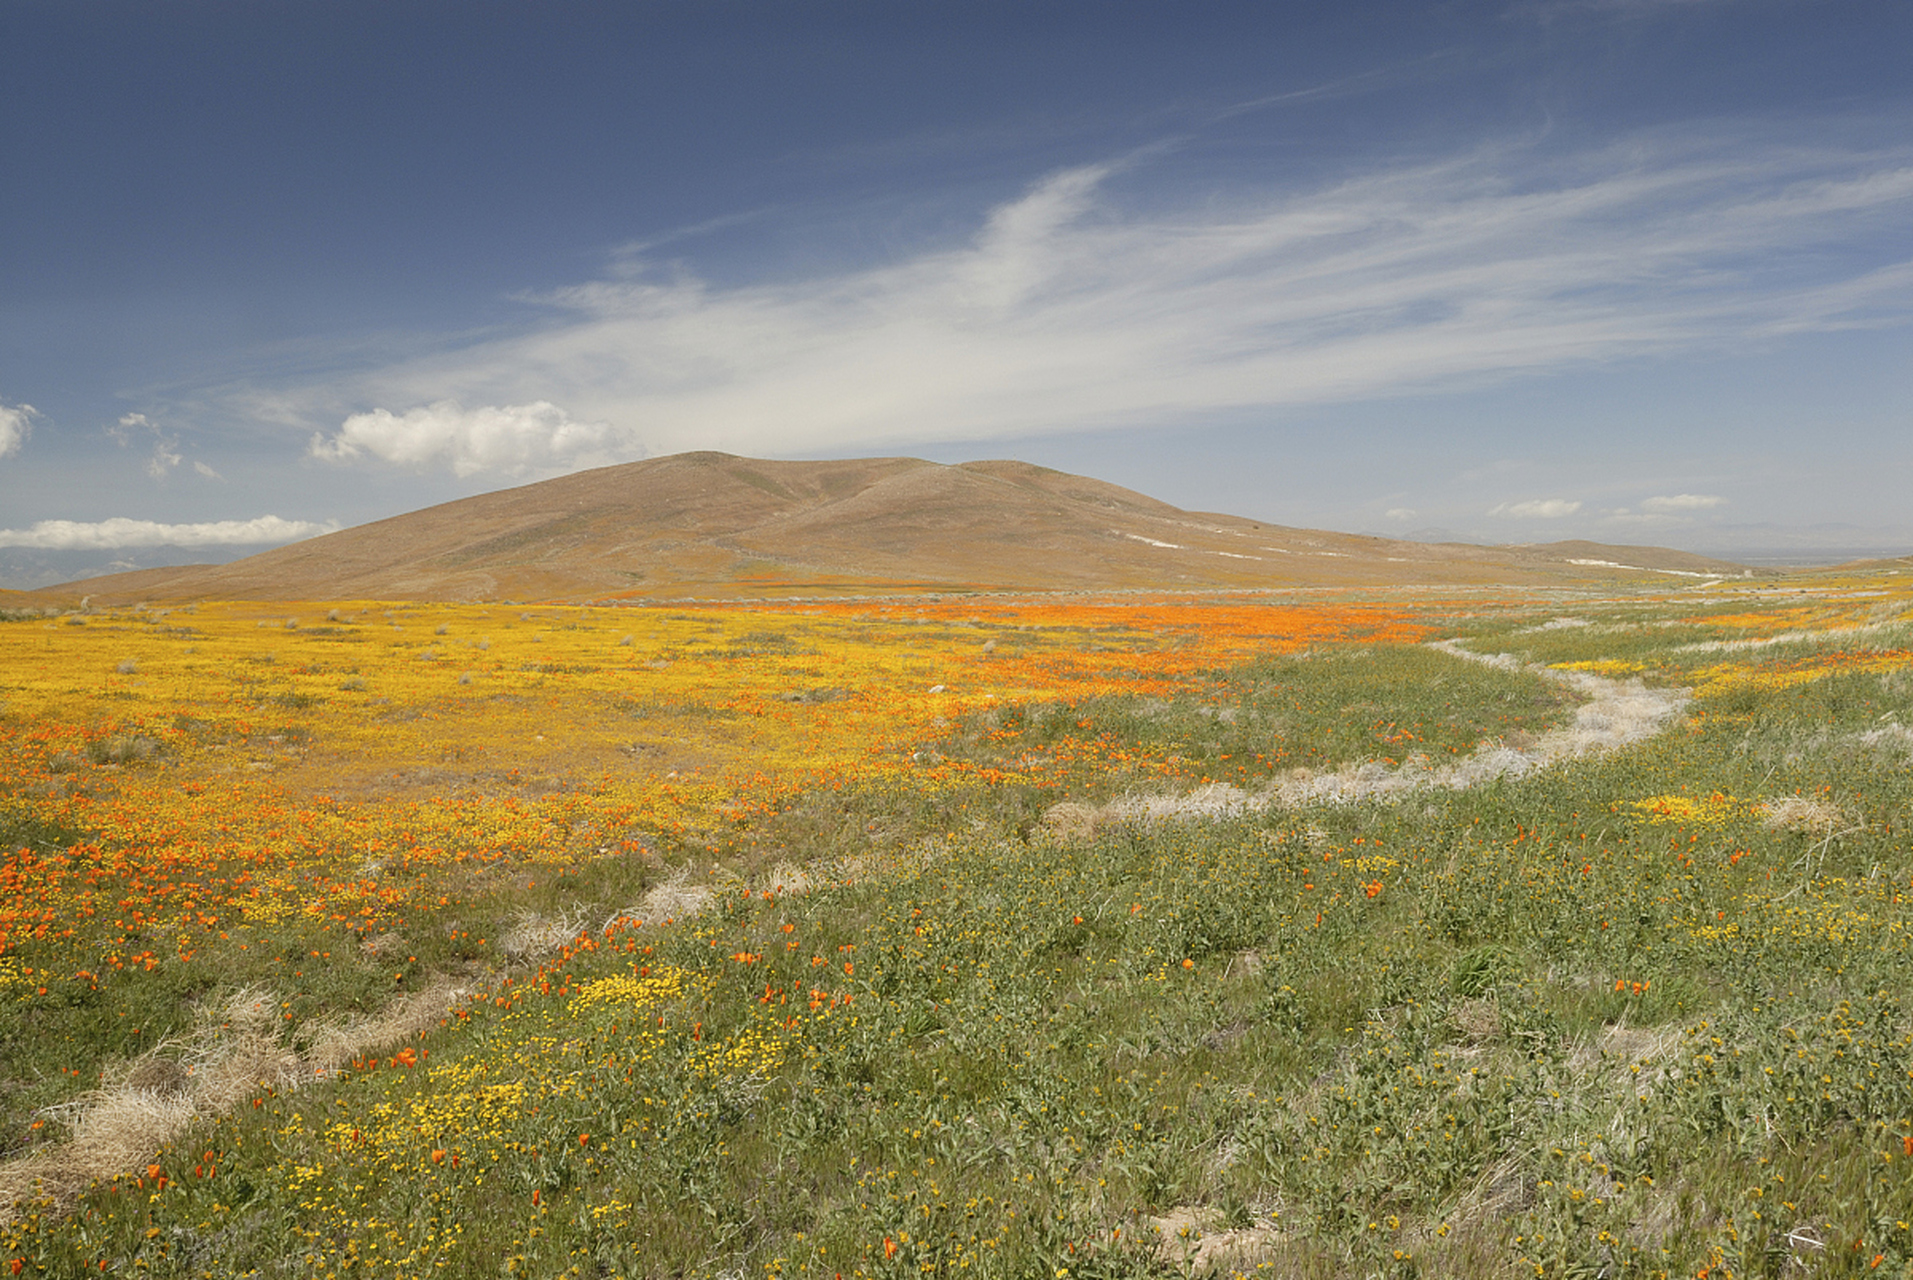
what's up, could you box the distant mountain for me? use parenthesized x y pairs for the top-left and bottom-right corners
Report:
(22, 453), (1773, 604)
(0, 545), (296, 592)
(1394, 527), (1487, 546)
(1514, 540), (1762, 578)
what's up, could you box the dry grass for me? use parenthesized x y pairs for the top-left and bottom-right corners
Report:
(1451, 998), (1502, 1045)
(598, 865), (727, 935)
(638, 868), (717, 922)
(498, 908), (590, 963)
(1038, 800), (1105, 842)
(1758, 795), (1849, 834)
(0, 981), (471, 1223)
(359, 929), (406, 958)
(762, 860), (812, 896)
(1144, 1206), (1284, 1274)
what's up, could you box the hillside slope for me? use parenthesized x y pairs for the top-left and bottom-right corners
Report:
(26, 452), (1766, 603)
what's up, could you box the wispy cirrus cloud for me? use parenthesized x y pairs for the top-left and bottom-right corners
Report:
(109, 413), (183, 479)
(294, 126), (1913, 476)
(0, 516), (333, 551)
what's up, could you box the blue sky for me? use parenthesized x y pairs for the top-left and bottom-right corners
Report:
(2, 0), (1910, 586)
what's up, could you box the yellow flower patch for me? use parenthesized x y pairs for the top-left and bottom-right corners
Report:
(1694, 649), (1913, 697)
(1631, 793), (1741, 825)
(570, 966), (689, 1012)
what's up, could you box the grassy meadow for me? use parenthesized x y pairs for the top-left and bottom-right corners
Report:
(2, 577), (1912, 1277)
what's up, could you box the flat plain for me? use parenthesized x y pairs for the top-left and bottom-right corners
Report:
(3, 569), (1912, 1277)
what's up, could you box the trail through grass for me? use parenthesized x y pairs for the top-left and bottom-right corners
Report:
(3, 579), (1912, 1277)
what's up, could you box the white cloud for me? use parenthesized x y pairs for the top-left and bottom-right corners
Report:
(192, 460), (224, 480)
(1641, 492), (1726, 512)
(1490, 498), (1583, 518)
(0, 400), (38, 459)
(0, 516), (334, 551)
(1516, 0), (1727, 16)
(266, 127), (1913, 473)
(309, 399), (613, 477)
(1384, 507), (1416, 521)
(110, 412), (183, 478)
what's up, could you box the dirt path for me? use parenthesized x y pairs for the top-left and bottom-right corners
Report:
(1, 641), (1686, 1219)
(1098, 640), (1691, 823)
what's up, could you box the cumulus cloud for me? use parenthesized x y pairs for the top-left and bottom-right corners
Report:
(1384, 507), (1417, 521)
(0, 516), (334, 551)
(1641, 493), (1726, 512)
(1490, 498), (1583, 518)
(290, 128), (1913, 470)
(308, 399), (614, 477)
(0, 400), (38, 459)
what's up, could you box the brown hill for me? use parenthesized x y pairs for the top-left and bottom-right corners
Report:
(1797, 554), (1913, 575)
(1514, 540), (1760, 578)
(22, 452), (1771, 604)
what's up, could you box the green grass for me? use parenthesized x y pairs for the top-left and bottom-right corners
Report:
(7, 608), (1913, 1277)
(935, 642), (1580, 796)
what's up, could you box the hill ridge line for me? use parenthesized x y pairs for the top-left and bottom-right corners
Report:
(23, 452), (1770, 604)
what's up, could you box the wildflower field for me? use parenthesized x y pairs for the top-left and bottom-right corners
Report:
(3, 574), (1913, 1278)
